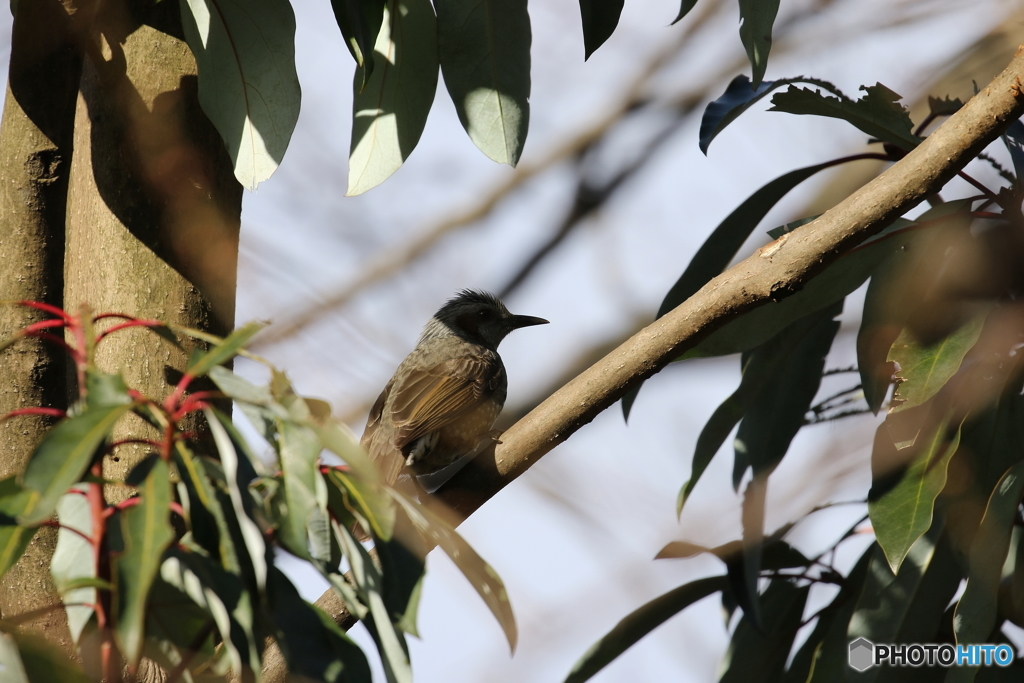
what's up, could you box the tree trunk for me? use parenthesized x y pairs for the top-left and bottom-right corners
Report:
(0, 0), (81, 650)
(63, 0), (241, 503)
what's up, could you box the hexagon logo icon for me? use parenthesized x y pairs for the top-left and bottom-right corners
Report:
(849, 638), (874, 672)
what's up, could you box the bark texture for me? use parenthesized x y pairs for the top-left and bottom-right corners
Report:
(63, 0), (241, 501)
(0, 0), (81, 648)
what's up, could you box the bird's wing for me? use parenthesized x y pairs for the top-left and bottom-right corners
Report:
(361, 380), (407, 484)
(389, 356), (503, 451)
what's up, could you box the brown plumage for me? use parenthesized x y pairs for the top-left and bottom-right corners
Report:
(361, 290), (547, 485)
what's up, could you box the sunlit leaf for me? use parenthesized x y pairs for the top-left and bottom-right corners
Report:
(869, 417), (962, 574)
(347, 0), (439, 195)
(769, 82), (920, 151)
(437, 0), (531, 165)
(887, 314), (987, 414)
(180, 0), (301, 190)
(951, 462), (1024, 683)
(5, 631), (89, 683)
(185, 321), (264, 378)
(0, 632), (29, 683)
(20, 402), (132, 525)
(737, 0), (779, 87)
(278, 421), (321, 559)
(205, 408), (267, 591)
(173, 442), (241, 573)
(564, 575), (728, 683)
(326, 469), (394, 542)
(391, 491), (517, 652)
(113, 459), (175, 667)
(579, 0), (623, 60)
(331, 0), (387, 81)
(51, 485), (95, 644)
(0, 478), (36, 578)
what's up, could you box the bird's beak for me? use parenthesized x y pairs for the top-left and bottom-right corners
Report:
(508, 314), (549, 330)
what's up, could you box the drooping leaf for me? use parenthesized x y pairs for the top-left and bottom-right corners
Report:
(887, 314), (987, 414)
(376, 510), (426, 635)
(564, 575), (728, 683)
(671, 0), (699, 24)
(735, 300), (841, 479)
(326, 469), (394, 541)
(869, 417), (962, 574)
(347, 0), (439, 195)
(331, 0), (387, 81)
(391, 491), (517, 651)
(277, 420), (322, 559)
(0, 478), (36, 578)
(180, 0), (301, 190)
(719, 580), (809, 682)
(313, 420), (380, 484)
(160, 550), (261, 677)
(334, 520), (412, 683)
(857, 251), (902, 414)
(20, 400), (132, 525)
(6, 631), (90, 683)
(267, 566), (373, 683)
(578, 0), (623, 60)
(737, 0), (779, 87)
(436, 0), (531, 165)
(185, 321), (265, 378)
(51, 485), (95, 644)
(681, 218), (917, 359)
(699, 75), (842, 154)
(113, 458), (175, 667)
(0, 632), (29, 683)
(736, 477), (766, 627)
(624, 158), (861, 419)
(1001, 119), (1024, 184)
(769, 82), (921, 151)
(950, 461), (1024, 683)
(205, 408), (267, 591)
(173, 442), (241, 574)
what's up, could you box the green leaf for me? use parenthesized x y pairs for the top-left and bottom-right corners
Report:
(331, 0), (387, 79)
(51, 485), (95, 644)
(173, 442), (241, 573)
(735, 300), (841, 479)
(113, 458), (175, 667)
(20, 402), (132, 525)
(391, 490), (517, 652)
(578, 0), (623, 60)
(769, 82), (921, 151)
(624, 158), (858, 419)
(671, 0), (698, 24)
(681, 218), (917, 359)
(376, 507), (427, 635)
(268, 567), (373, 683)
(179, 0), (301, 190)
(326, 469), (394, 542)
(1001, 119), (1024, 183)
(699, 75), (841, 154)
(888, 313), (987, 413)
(205, 408), (267, 591)
(159, 550), (261, 677)
(656, 536), (809, 570)
(564, 575), (728, 683)
(857, 251), (902, 414)
(719, 580), (809, 682)
(0, 478), (37, 578)
(950, 462), (1024, 683)
(737, 0), (779, 87)
(278, 421), (321, 559)
(347, 0), (439, 195)
(5, 631), (90, 683)
(185, 321), (264, 378)
(928, 95), (963, 118)
(848, 521), (943, 644)
(313, 420), (380, 485)
(334, 520), (411, 683)
(0, 632), (29, 683)
(869, 417), (962, 574)
(436, 0), (531, 166)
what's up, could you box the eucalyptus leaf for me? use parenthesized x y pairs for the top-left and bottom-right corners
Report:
(564, 575), (728, 683)
(51, 485), (95, 644)
(950, 461), (1024, 683)
(719, 580), (809, 682)
(185, 321), (264, 378)
(578, 0), (623, 60)
(436, 0), (531, 165)
(737, 0), (779, 87)
(347, 0), (439, 195)
(113, 458), (175, 667)
(180, 0), (301, 190)
(278, 421), (322, 559)
(331, 0), (387, 81)
(0, 478), (36, 578)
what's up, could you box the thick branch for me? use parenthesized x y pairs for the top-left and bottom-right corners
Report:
(435, 47), (1024, 518)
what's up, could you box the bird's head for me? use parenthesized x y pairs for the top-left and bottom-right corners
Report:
(423, 289), (548, 350)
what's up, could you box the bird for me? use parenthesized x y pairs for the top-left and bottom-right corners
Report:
(361, 290), (548, 486)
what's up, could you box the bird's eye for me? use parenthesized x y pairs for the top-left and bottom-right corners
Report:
(478, 310), (490, 319)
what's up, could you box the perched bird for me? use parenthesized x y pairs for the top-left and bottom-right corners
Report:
(361, 290), (548, 485)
